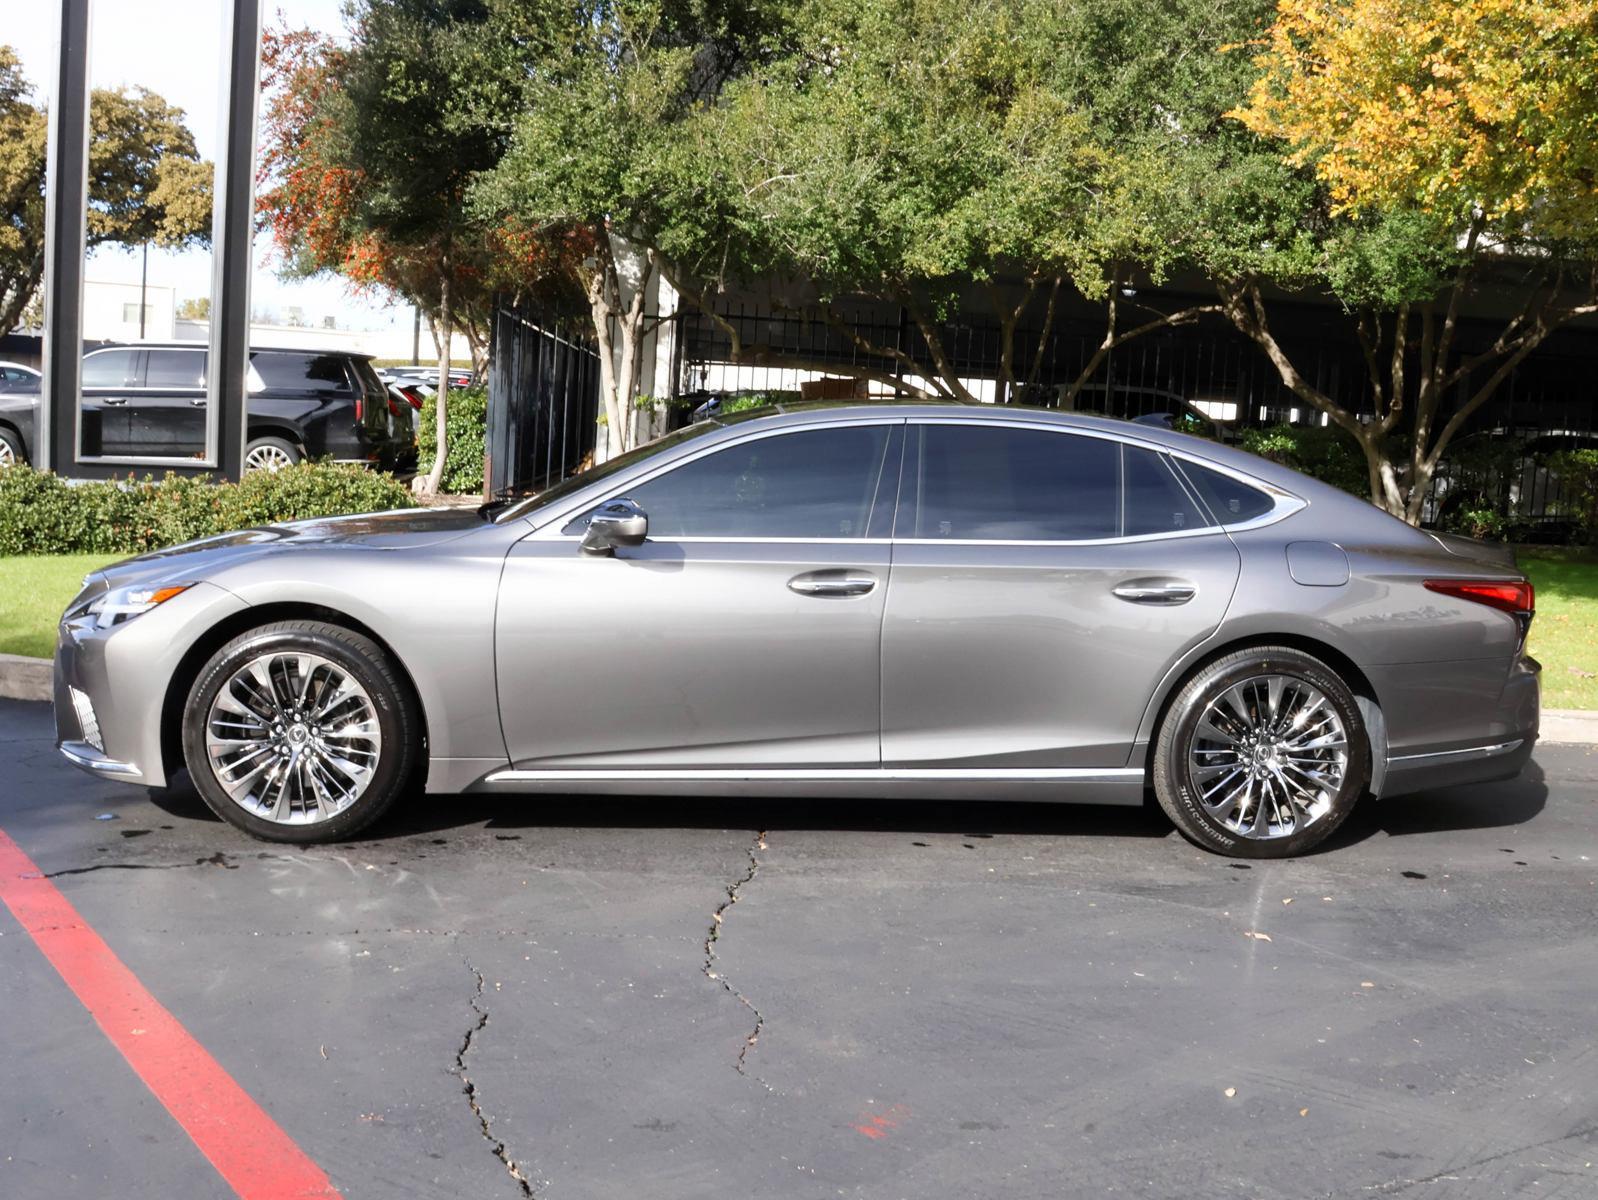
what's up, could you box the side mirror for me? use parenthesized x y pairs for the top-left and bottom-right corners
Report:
(580, 497), (648, 556)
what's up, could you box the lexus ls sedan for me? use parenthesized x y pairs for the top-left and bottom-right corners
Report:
(54, 403), (1539, 858)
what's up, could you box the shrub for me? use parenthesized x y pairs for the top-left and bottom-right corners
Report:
(1239, 423), (1368, 497)
(418, 385), (487, 495)
(1551, 449), (1598, 546)
(0, 462), (415, 556)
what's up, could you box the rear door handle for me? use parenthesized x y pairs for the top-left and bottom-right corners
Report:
(788, 569), (878, 598)
(101, 398), (128, 406)
(1113, 579), (1196, 605)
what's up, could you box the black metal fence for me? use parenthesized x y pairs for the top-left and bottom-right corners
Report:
(486, 302), (601, 498)
(676, 295), (1598, 530)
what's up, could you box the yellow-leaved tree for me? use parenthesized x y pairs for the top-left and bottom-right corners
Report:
(1213, 0), (1598, 521)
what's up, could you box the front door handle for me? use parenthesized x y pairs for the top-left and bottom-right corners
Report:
(788, 569), (878, 598)
(1112, 578), (1196, 605)
(101, 398), (128, 406)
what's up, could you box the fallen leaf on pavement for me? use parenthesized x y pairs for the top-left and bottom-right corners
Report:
(1224, 1087), (1236, 1098)
(1243, 931), (1272, 942)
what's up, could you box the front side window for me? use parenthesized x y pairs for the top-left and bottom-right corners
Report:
(906, 424), (1121, 540)
(566, 424), (896, 539)
(82, 349), (138, 388)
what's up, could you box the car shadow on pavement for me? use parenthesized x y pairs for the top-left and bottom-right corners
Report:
(1316, 759), (1548, 853)
(145, 759), (1550, 853)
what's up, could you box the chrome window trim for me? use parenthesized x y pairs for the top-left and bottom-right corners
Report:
(526, 417), (910, 540)
(524, 411), (1304, 547)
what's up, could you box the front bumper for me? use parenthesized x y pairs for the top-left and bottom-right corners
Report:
(54, 581), (251, 788)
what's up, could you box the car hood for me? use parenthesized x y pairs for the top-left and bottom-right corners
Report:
(90, 506), (488, 592)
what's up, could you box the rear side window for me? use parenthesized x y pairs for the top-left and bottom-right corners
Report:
(82, 349), (138, 387)
(250, 352), (353, 393)
(1123, 446), (1207, 536)
(1181, 462), (1276, 524)
(145, 349), (206, 387)
(906, 425), (1119, 540)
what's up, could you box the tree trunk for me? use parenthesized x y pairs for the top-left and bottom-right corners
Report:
(423, 266), (452, 495)
(1217, 274), (1595, 524)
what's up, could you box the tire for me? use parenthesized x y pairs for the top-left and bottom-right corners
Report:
(0, 426), (26, 467)
(1152, 646), (1370, 858)
(181, 620), (421, 843)
(243, 435), (301, 473)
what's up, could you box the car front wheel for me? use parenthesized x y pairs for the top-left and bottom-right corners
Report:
(1152, 646), (1370, 858)
(182, 620), (420, 843)
(0, 426), (26, 467)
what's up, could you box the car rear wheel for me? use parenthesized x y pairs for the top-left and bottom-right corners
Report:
(1152, 646), (1370, 858)
(182, 620), (420, 843)
(244, 436), (300, 473)
(0, 427), (25, 467)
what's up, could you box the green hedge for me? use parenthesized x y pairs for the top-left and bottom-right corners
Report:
(0, 463), (416, 556)
(1238, 423), (1368, 497)
(418, 385), (487, 495)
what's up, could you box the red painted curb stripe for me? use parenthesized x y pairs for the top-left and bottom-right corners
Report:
(0, 828), (339, 1199)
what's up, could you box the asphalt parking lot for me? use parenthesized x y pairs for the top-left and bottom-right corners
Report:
(3, 695), (1597, 1200)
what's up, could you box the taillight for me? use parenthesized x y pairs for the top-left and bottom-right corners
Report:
(387, 396), (403, 417)
(1423, 579), (1534, 616)
(354, 393), (364, 422)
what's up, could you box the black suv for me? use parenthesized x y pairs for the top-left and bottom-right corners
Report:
(0, 344), (403, 472)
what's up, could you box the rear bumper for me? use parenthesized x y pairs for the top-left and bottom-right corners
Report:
(1374, 655), (1540, 798)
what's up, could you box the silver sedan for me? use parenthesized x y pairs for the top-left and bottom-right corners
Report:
(54, 403), (1539, 857)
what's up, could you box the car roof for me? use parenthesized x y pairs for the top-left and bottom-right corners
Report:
(0, 360), (39, 373)
(699, 399), (1340, 497)
(88, 342), (375, 360)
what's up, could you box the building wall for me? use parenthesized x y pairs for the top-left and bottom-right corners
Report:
(83, 279), (177, 342)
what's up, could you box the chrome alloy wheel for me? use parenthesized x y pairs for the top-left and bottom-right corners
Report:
(204, 652), (382, 824)
(1188, 674), (1348, 840)
(0, 439), (14, 467)
(244, 442), (295, 472)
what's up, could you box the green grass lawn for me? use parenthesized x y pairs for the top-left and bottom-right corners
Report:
(0, 548), (1593, 708)
(0, 555), (119, 659)
(1520, 549), (1598, 710)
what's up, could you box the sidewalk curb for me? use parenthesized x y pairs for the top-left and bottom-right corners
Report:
(2, 648), (1595, 745)
(1541, 709), (1598, 747)
(0, 653), (52, 703)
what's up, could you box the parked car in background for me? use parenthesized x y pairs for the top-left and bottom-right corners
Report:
(377, 366), (473, 390)
(0, 345), (398, 472)
(0, 361), (41, 465)
(55, 402), (1538, 857)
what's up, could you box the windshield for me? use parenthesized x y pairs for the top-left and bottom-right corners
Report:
(494, 422), (722, 523)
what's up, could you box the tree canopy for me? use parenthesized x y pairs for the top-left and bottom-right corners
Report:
(0, 46), (212, 335)
(1209, 0), (1598, 519)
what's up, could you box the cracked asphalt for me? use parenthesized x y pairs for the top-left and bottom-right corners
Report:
(4, 695), (1598, 1199)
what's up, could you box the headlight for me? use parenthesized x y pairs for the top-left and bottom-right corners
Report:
(86, 584), (194, 628)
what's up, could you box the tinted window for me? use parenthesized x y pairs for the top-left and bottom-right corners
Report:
(250, 352), (353, 392)
(1181, 462), (1276, 523)
(908, 425), (1119, 540)
(568, 425), (894, 539)
(82, 349), (137, 387)
(1124, 446), (1207, 536)
(145, 349), (206, 387)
